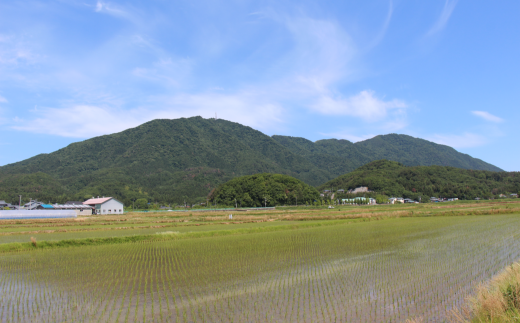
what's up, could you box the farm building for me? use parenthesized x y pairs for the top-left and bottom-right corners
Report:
(342, 197), (375, 204)
(348, 187), (371, 194)
(0, 210), (77, 220)
(83, 197), (124, 215)
(389, 197), (405, 204)
(0, 200), (17, 210)
(24, 201), (43, 210)
(65, 201), (84, 205)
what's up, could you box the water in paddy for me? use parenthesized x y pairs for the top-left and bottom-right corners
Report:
(1, 214), (520, 322)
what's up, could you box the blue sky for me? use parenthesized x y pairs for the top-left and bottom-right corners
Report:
(0, 0), (518, 171)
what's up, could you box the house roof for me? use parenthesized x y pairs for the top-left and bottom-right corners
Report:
(65, 201), (84, 205)
(83, 197), (112, 205)
(54, 204), (93, 209)
(41, 204), (54, 209)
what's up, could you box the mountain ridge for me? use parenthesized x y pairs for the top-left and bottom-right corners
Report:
(0, 116), (503, 205)
(272, 133), (502, 174)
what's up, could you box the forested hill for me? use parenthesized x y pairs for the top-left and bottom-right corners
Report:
(317, 160), (519, 200)
(0, 117), (328, 205)
(0, 117), (503, 205)
(272, 134), (503, 175)
(208, 173), (320, 207)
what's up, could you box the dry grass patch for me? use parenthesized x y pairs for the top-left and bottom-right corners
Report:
(451, 262), (520, 322)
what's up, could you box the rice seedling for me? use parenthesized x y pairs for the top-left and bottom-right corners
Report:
(1, 212), (520, 322)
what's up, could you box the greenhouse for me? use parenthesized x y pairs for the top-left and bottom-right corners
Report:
(0, 210), (77, 220)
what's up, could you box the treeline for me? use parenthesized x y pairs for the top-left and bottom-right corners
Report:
(318, 160), (520, 201)
(0, 169), (229, 207)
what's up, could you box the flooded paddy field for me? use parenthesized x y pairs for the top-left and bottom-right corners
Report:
(1, 213), (520, 322)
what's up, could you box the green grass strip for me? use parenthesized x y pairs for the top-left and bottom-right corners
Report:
(0, 219), (357, 254)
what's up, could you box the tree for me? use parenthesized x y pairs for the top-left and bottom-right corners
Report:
(135, 198), (148, 209)
(242, 193), (253, 207)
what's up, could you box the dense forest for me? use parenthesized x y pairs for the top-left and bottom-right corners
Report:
(318, 160), (520, 201)
(208, 173), (320, 207)
(273, 133), (502, 176)
(0, 117), (504, 206)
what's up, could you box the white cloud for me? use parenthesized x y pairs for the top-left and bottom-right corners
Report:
(6, 8), (409, 139)
(366, 0), (394, 50)
(471, 111), (504, 123)
(281, 15), (358, 92)
(310, 90), (407, 121)
(426, 0), (459, 36)
(95, 1), (125, 16)
(152, 93), (284, 131)
(273, 15), (408, 125)
(0, 95), (7, 103)
(427, 132), (488, 149)
(0, 34), (41, 67)
(94, 1), (139, 24)
(11, 93), (284, 138)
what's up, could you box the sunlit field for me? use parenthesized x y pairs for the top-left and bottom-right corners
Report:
(1, 201), (520, 322)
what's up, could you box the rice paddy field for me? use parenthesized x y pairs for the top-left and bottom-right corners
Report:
(1, 201), (520, 322)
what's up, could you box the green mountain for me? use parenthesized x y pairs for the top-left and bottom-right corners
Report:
(0, 117), (503, 206)
(208, 173), (320, 207)
(272, 134), (503, 175)
(0, 117), (328, 206)
(317, 160), (519, 200)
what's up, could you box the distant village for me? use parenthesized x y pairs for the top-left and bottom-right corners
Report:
(322, 186), (519, 205)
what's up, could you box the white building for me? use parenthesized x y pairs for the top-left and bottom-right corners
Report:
(83, 197), (124, 215)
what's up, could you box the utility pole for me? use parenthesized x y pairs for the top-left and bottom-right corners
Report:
(19, 195), (22, 209)
(235, 198), (237, 209)
(296, 196), (297, 207)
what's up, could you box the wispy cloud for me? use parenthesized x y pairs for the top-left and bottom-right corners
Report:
(275, 14), (408, 125)
(428, 132), (488, 149)
(0, 95), (7, 103)
(366, 0), (394, 50)
(0, 34), (42, 67)
(471, 111), (504, 123)
(95, 1), (129, 18)
(93, 1), (146, 27)
(310, 90), (407, 121)
(5, 5), (408, 139)
(274, 14), (358, 92)
(426, 0), (459, 36)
